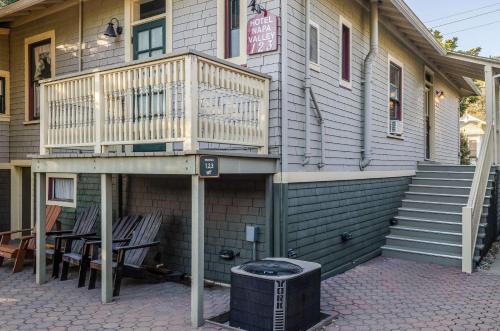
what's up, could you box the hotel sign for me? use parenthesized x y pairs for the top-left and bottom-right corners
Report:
(247, 13), (279, 55)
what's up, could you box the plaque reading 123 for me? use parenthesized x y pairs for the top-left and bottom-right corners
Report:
(247, 13), (279, 55)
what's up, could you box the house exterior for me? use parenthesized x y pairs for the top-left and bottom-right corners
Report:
(460, 113), (486, 164)
(1, 0), (500, 327)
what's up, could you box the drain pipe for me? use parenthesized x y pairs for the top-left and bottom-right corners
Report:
(360, 0), (380, 170)
(303, 0), (325, 168)
(303, 0), (312, 166)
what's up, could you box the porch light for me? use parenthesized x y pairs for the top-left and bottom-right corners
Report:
(435, 90), (445, 102)
(104, 18), (122, 38)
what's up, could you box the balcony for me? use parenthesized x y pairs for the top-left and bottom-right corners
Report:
(39, 51), (270, 156)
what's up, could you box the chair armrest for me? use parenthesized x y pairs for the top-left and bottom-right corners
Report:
(46, 230), (72, 236)
(115, 241), (160, 252)
(0, 228), (32, 236)
(56, 232), (97, 240)
(86, 238), (130, 247)
(19, 234), (35, 241)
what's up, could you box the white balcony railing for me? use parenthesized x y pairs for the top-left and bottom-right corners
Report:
(40, 51), (270, 155)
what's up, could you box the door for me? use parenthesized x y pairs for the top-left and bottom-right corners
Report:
(424, 87), (433, 160)
(132, 19), (167, 152)
(133, 19), (166, 60)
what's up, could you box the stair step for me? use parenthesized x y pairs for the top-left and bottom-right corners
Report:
(415, 171), (495, 180)
(404, 192), (469, 204)
(386, 235), (462, 255)
(393, 216), (488, 234)
(390, 226), (461, 244)
(417, 164), (476, 172)
(382, 245), (462, 267)
(408, 184), (493, 196)
(411, 177), (494, 187)
(402, 200), (489, 213)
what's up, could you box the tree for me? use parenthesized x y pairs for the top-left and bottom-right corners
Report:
(0, 0), (16, 8)
(460, 131), (471, 165)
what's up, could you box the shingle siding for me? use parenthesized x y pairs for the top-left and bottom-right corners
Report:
(124, 175), (267, 283)
(286, 176), (411, 277)
(285, 0), (460, 171)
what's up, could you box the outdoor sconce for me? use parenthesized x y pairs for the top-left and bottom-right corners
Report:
(435, 90), (445, 102)
(104, 18), (123, 38)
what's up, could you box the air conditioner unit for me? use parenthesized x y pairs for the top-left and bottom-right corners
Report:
(390, 120), (403, 135)
(230, 258), (321, 331)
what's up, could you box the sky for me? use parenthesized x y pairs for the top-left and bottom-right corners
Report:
(405, 0), (500, 57)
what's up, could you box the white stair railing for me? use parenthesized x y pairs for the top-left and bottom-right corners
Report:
(462, 124), (494, 273)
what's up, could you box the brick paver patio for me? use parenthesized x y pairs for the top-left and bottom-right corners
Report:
(0, 257), (499, 330)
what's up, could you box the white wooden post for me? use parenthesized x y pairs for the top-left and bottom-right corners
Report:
(36, 172), (47, 285)
(101, 173), (113, 303)
(191, 175), (205, 327)
(39, 84), (49, 155)
(461, 206), (472, 273)
(183, 55), (199, 152)
(258, 79), (270, 154)
(94, 73), (104, 154)
(485, 66), (496, 163)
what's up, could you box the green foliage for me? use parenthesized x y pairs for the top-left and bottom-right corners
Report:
(431, 29), (482, 55)
(0, 0), (17, 8)
(460, 131), (471, 165)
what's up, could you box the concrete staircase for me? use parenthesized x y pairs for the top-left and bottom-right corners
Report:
(382, 163), (495, 268)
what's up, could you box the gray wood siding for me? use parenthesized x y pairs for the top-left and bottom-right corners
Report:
(284, 0), (461, 171)
(0, 34), (9, 163)
(0, 34), (8, 71)
(286, 176), (411, 277)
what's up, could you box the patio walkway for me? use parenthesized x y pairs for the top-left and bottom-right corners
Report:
(0, 257), (499, 330)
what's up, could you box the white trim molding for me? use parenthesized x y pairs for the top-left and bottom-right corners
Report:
(217, 0), (247, 65)
(338, 15), (352, 89)
(387, 54), (404, 138)
(46, 173), (77, 208)
(24, 30), (56, 123)
(273, 170), (416, 184)
(0, 70), (10, 122)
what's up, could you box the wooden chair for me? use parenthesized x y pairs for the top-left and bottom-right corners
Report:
(0, 205), (62, 273)
(47, 205), (99, 278)
(59, 215), (141, 287)
(88, 210), (163, 297)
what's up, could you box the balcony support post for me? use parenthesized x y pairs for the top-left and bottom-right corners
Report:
(35, 172), (47, 285)
(191, 175), (205, 327)
(184, 55), (199, 152)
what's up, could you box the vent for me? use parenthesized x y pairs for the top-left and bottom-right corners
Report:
(390, 120), (403, 135)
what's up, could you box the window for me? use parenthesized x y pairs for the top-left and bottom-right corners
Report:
(388, 58), (403, 136)
(0, 77), (5, 115)
(309, 21), (320, 71)
(46, 174), (77, 208)
(139, 0), (166, 20)
(339, 17), (352, 88)
(217, 0), (246, 64)
(24, 31), (55, 123)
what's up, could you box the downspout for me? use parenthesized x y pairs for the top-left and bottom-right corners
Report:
(78, 0), (83, 72)
(303, 0), (325, 168)
(360, 0), (379, 170)
(303, 0), (311, 166)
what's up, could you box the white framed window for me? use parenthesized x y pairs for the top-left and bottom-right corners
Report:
(339, 16), (352, 89)
(0, 70), (10, 121)
(124, 0), (173, 62)
(46, 174), (77, 208)
(387, 55), (404, 137)
(309, 21), (320, 72)
(217, 0), (247, 65)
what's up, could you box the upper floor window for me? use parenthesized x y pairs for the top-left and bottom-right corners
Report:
(139, 0), (166, 20)
(25, 31), (55, 123)
(339, 17), (352, 88)
(132, 0), (169, 61)
(389, 58), (403, 136)
(217, 0), (246, 64)
(0, 77), (5, 115)
(309, 21), (320, 71)
(226, 0), (240, 58)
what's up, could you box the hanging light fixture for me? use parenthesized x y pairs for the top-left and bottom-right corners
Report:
(104, 18), (123, 38)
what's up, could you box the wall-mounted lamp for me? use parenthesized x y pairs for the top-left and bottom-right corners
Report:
(104, 18), (123, 38)
(435, 90), (445, 102)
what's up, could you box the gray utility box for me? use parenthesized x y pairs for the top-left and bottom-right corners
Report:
(230, 258), (321, 331)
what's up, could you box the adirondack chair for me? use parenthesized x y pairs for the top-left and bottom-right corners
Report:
(0, 205), (62, 273)
(47, 205), (99, 278)
(59, 214), (141, 287)
(88, 210), (163, 297)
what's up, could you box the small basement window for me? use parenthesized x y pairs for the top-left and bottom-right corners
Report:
(309, 21), (320, 71)
(47, 175), (77, 208)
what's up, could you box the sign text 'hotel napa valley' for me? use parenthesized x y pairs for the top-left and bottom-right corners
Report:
(247, 13), (279, 55)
